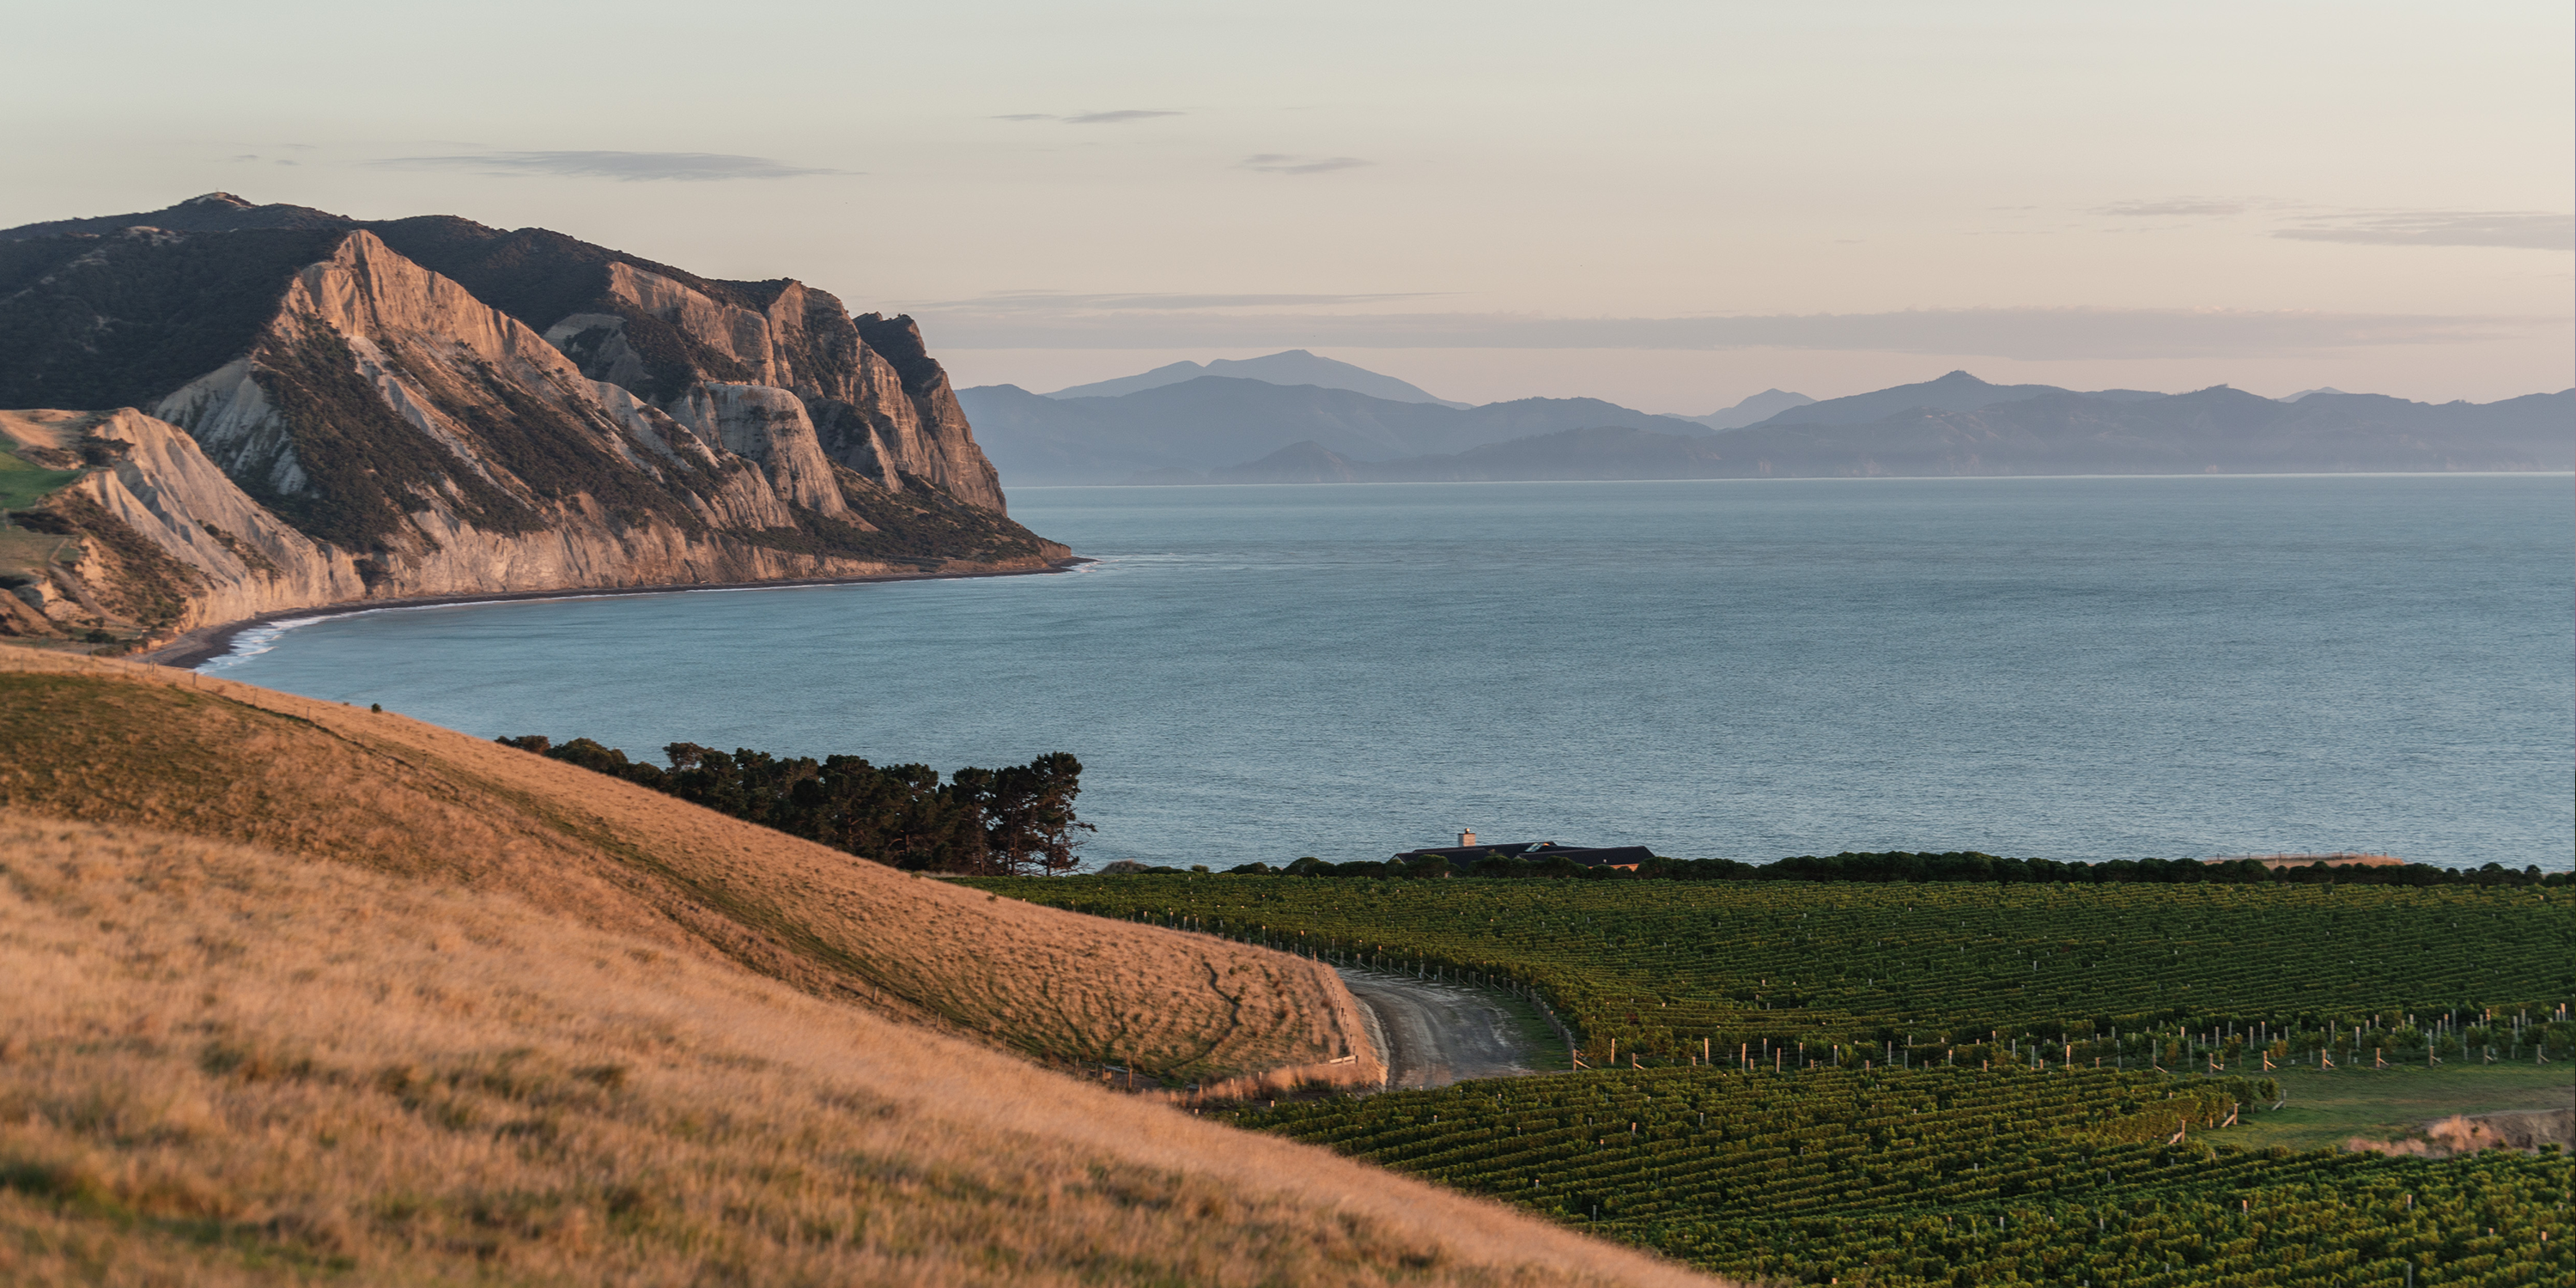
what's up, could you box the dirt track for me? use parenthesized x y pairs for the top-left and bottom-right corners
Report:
(1339, 968), (1555, 1091)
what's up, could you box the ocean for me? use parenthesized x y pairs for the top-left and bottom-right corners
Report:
(204, 476), (2576, 871)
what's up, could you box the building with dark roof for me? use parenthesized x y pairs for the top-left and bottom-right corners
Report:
(1393, 830), (1653, 872)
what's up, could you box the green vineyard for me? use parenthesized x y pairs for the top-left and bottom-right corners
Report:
(1231, 1066), (2576, 1286)
(970, 875), (2576, 1066)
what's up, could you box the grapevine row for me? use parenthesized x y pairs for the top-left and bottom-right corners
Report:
(971, 875), (2576, 1068)
(1231, 1066), (2575, 1286)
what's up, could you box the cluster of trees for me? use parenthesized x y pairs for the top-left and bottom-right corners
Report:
(1212, 849), (2572, 886)
(498, 735), (1091, 877)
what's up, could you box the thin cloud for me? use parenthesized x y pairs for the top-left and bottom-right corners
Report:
(2275, 210), (2573, 251)
(1066, 109), (1182, 125)
(369, 150), (852, 181)
(937, 289), (1441, 312)
(1242, 154), (1370, 174)
(994, 110), (1183, 124)
(2099, 198), (2251, 217)
(923, 305), (2560, 359)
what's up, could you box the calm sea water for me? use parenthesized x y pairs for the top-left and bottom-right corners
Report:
(205, 477), (2575, 871)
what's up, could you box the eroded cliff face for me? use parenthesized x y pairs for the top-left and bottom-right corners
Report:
(143, 230), (1056, 603)
(0, 205), (1061, 650)
(0, 409), (361, 638)
(538, 261), (1008, 512)
(848, 311), (1007, 512)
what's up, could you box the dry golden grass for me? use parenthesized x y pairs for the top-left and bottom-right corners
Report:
(2347, 1110), (2576, 1158)
(0, 814), (1723, 1286)
(0, 650), (1370, 1089)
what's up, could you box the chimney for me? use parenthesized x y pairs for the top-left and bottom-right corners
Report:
(1459, 829), (1475, 848)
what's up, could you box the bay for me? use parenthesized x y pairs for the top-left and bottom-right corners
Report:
(204, 476), (2576, 871)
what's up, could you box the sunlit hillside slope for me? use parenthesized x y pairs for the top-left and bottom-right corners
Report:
(0, 650), (1369, 1091)
(0, 815), (1720, 1286)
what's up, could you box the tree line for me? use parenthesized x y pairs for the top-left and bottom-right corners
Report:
(1211, 849), (2572, 886)
(496, 735), (1091, 877)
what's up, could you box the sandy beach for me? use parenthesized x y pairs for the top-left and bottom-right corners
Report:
(136, 557), (1090, 670)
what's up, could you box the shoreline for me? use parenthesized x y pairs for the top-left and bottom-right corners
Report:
(137, 556), (1092, 671)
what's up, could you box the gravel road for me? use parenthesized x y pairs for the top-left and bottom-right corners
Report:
(1339, 968), (1558, 1091)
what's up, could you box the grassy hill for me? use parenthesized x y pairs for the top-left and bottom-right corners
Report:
(0, 651), (1374, 1091)
(0, 651), (1720, 1285)
(0, 814), (1719, 1286)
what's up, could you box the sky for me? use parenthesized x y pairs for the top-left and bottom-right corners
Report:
(5, 2), (2568, 412)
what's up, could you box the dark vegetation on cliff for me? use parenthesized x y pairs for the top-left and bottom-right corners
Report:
(246, 318), (548, 550)
(740, 472), (1056, 565)
(5, 490), (200, 631)
(497, 734), (1091, 877)
(0, 228), (345, 410)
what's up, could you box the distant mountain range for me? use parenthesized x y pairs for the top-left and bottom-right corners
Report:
(961, 361), (2573, 484)
(957, 377), (1721, 483)
(1044, 349), (1468, 406)
(1728, 369), (2166, 428)
(1692, 387), (1816, 430)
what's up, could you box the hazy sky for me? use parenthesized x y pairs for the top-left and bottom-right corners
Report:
(7, 2), (2568, 411)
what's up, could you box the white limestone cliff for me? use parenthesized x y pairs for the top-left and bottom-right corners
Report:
(0, 410), (361, 632)
(139, 232), (1023, 610)
(547, 261), (1010, 512)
